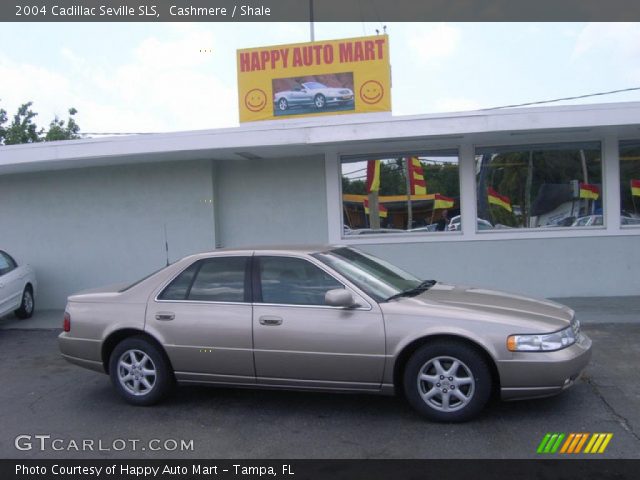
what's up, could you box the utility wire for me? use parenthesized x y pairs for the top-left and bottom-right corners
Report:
(480, 86), (640, 111)
(76, 86), (640, 137)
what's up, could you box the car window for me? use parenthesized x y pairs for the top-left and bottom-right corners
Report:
(159, 257), (248, 302)
(258, 256), (343, 306)
(157, 262), (200, 300)
(188, 257), (248, 302)
(0, 251), (17, 276)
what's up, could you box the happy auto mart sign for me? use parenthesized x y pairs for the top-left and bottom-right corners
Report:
(237, 35), (391, 122)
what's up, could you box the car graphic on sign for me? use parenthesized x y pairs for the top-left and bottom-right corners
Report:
(274, 82), (354, 111)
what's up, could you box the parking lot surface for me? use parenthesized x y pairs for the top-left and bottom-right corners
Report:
(0, 305), (639, 459)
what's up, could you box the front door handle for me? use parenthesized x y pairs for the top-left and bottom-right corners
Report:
(155, 312), (175, 321)
(259, 316), (283, 326)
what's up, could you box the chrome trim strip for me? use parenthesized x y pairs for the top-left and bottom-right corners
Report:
(252, 301), (372, 311)
(253, 348), (385, 358)
(165, 344), (253, 352)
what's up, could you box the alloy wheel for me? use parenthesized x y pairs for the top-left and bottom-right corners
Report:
(416, 356), (475, 412)
(117, 349), (157, 396)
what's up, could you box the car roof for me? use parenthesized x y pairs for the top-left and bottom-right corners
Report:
(190, 245), (339, 258)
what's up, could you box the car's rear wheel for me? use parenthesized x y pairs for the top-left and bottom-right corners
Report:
(278, 98), (288, 111)
(314, 94), (326, 109)
(403, 341), (492, 422)
(109, 336), (172, 406)
(14, 286), (34, 319)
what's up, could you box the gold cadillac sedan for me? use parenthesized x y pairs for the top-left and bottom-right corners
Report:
(59, 246), (592, 422)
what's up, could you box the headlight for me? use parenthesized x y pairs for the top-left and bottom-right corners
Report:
(507, 319), (580, 352)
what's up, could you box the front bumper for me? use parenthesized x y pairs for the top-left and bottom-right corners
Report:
(498, 332), (592, 400)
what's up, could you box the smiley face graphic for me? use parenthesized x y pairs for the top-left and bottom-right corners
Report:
(359, 80), (384, 105)
(244, 89), (267, 112)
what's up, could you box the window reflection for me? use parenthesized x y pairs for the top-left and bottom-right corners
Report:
(475, 142), (603, 230)
(341, 151), (460, 235)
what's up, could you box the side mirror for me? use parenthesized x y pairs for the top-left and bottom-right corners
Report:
(325, 289), (356, 308)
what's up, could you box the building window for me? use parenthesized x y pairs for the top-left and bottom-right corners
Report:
(619, 140), (640, 227)
(475, 142), (602, 230)
(341, 150), (460, 235)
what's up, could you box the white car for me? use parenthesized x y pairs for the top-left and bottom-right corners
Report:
(447, 215), (493, 231)
(0, 250), (36, 319)
(274, 82), (354, 111)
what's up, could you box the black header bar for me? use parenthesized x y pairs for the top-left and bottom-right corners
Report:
(3, 0), (640, 22)
(4, 459), (639, 480)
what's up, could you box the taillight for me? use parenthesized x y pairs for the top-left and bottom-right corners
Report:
(63, 312), (71, 332)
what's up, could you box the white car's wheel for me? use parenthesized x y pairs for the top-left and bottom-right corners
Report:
(277, 98), (288, 111)
(314, 94), (326, 109)
(14, 286), (34, 319)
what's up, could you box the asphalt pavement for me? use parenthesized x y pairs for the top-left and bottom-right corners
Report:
(0, 299), (638, 459)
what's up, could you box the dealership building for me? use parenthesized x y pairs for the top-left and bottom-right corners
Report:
(1, 101), (639, 309)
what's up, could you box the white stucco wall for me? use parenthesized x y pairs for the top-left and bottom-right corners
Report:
(215, 155), (329, 247)
(0, 160), (215, 309)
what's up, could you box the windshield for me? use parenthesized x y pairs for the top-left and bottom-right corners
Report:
(303, 82), (325, 89)
(312, 247), (423, 302)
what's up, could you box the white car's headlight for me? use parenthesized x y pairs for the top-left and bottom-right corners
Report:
(507, 319), (580, 352)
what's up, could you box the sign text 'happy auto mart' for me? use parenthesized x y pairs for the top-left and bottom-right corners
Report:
(237, 35), (391, 122)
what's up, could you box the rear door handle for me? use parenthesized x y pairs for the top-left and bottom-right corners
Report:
(259, 316), (283, 326)
(155, 312), (175, 321)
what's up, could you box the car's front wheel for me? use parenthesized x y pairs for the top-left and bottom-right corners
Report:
(403, 341), (492, 422)
(277, 98), (288, 111)
(314, 94), (326, 109)
(14, 286), (34, 319)
(109, 336), (173, 406)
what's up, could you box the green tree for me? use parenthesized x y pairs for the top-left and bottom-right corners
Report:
(0, 101), (82, 145)
(2, 102), (42, 145)
(44, 108), (81, 141)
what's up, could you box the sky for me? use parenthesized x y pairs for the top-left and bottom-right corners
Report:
(1, 22), (640, 135)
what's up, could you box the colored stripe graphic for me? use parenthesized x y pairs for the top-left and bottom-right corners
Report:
(584, 433), (614, 454)
(541, 433), (613, 454)
(537, 433), (564, 453)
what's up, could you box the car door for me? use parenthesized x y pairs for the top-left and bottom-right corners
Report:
(252, 254), (386, 390)
(145, 255), (255, 385)
(0, 251), (22, 316)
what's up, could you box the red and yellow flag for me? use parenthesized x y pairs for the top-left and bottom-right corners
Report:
(363, 199), (388, 218)
(433, 193), (454, 209)
(408, 156), (427, 195)
(488, 187), (512, 212)
(579, 183), (600, 200)
(631, 179), (640, 197)
(366, 160), (381, 193)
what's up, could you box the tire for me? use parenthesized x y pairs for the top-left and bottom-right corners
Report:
(109, 336), (173, 406)
(403, 341), (492, 422)
(14, 286), (34, 319)
(314, 94), (326, 109)
(277, 98), (288, 111)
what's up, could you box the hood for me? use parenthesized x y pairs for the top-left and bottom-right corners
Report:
(390, 283), (574, 331)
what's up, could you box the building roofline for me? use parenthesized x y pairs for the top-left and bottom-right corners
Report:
(1, 101), (640, 175)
